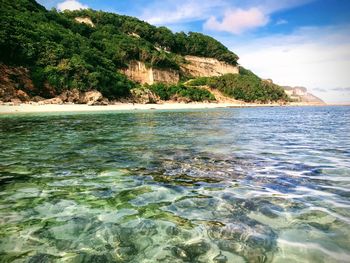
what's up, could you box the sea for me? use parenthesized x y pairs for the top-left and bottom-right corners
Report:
(0, 106), (349, 263)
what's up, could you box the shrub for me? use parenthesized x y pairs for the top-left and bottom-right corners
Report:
(148, 83), (215, 102)
(188, 70), (288, 103)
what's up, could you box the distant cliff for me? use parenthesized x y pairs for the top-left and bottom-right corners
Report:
(283, 86), (326, 105)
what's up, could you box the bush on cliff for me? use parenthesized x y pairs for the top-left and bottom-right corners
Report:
(187, 68), (288, 103)
(148, 83), (215, 102)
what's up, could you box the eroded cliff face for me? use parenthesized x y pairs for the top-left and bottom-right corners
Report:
(0, 64), (37, 103)
(283, 86), (326, 105)
(121, 56), (239, 85)
(181, 55), (239, 77)
(74, 17), (95, 27)
(120, 61), (179, 85)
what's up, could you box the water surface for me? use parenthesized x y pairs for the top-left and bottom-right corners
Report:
(0, 106), (349, 262)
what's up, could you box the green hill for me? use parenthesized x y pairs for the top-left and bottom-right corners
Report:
(0, 0), (287, 103)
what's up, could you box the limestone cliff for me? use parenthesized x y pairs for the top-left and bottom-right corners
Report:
(120, 61), (179, 85)
(74, 17), (95, 27)
(181, 55), (239, 78)
(283, 86), (326, 105)
(121, 56), (239, 85)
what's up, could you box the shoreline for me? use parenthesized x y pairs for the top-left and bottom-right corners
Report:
(0, 102), (334, 114)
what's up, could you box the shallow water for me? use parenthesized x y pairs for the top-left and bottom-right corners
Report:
(0, 106), (349, 263)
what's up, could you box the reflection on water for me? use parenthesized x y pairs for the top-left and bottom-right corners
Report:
(0, 106), (349, 263)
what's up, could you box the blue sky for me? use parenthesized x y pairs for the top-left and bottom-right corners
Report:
(37, 0), (350, 103)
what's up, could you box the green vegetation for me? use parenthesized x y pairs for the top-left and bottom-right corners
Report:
(187, 77), (211, 87)
(172, 32), (238, 65)
(147, 83), (215, 102)
(0, 0), (137, 98)
(0, 0), (288, 103)
(62, 10), (239, 66)
(0, 0), (238, 99)
(187, 68), (288, 103)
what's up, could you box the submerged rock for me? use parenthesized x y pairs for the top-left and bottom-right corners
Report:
(27, 253), (55, 263)
(71, 253), (110, 263)
(213, 251), (228, 263)
(137, 220), (158, 236)
(172, 240), (210, 261)
(184, 240), (210, 258)
(166, 225), (180, 236)
(171, 246), (188, 260)
(208, 221), (277, 263)
(134, 236), (153, 252)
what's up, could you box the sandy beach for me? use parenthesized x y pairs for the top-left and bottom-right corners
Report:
(0, 102), (292, 114)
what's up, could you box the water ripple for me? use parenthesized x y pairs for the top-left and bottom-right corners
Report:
(0, 106), (349, 262)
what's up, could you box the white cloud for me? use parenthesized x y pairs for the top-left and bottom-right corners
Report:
(140, 0), (313, 33)
(226, 25), (350, 103)
(276, 19), (288, 25)
(203, 0), (313, 34)
(57, 0), (88, 11)
(141, 0), (226, 25)
(256, 0), (315, 13)
(204, 8), (269, 34)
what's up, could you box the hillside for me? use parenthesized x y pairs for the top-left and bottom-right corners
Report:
(0, 0), (289, 104)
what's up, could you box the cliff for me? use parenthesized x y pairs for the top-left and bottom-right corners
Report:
(181, 56), (239, 77)
(283, 86), (326, 105)
(74, 17), (95, 27)
(120, 61), (179, 85)
(121, 56), (239, 85)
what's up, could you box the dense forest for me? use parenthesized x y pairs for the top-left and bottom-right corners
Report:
(0, 0), (287, 103)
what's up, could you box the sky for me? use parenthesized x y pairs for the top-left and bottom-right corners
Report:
(37, 0), (350, 104)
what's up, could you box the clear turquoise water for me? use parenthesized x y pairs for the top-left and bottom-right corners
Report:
(0, 106), (349, 263)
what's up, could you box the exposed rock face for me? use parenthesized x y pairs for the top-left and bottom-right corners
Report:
(79, 90), (103, 105)
(121, 61), (179, 85)
(0, 64), (37, 102)
(153, 68), (179, 84)
(40, 97), (63, 105)
(39, 90), (104, 105)
(32, 96), (45, 102)
(92, 98), (109, 106)
(16, 90), (31, 102)
(121, 56), (238, 85)
(283, 86), (326, 105)
(9, 99), (22, 105)
(130, 88), (160, 104)
(59, 89), (80, 103)
(181, 56), (239, 78)
(75, 17), (95, 27)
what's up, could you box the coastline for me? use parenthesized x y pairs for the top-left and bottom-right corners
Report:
(0, 102), (332, 114)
